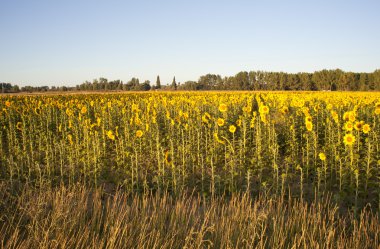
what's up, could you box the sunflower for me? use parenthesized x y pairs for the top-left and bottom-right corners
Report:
(319, 152), (326, 161)
(305, 116), (312, 123)
(354, 121), (362, 131)
(281, 106), (289, 115)
(81, 106), (87, 114)
(5, 101), (11, 107)
(362, 124), (370, 134)
(343, 112), (350, 121)
(349, 113), (356, 122)
(219, 103), (228, 113)
(259, 105), (269, 115)
(107, 130), (115, 140)
(344, 122), (354, 131)
(236, 119), (242, 127)
(136, 130), (143, 138)
(343, 133), (355, 146)
(242, 106), (251, 113)
(375, 108), (380, 115)
(229, 125), (237, 133)
(305, 121), (313, 132)
(202, 112), (211, 124)
(217, 118), (225, 127)
(16, 122), (22, 131)
(213, 132), (225, 144)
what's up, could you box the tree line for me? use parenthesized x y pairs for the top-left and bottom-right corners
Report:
(1, 69), (380, 93)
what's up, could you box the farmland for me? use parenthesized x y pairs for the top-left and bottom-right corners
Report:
(1, 91), (380, 248)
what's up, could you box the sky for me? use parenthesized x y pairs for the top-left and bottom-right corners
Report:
(0, 0), (379, 87)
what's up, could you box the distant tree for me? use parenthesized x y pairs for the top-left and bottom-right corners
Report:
(141, 80), (151, 91)
(156, 75), (161, 89)
(171, 76), (177, 90)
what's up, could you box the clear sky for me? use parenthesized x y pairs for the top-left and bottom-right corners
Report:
(1, 0), (379, 87)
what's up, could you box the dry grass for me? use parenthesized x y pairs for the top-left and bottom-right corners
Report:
(1, 183), (379, 249)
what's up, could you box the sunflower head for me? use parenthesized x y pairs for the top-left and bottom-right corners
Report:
(219, 103), (228, 113)
(259, 105), (269, 114)
(362, 124), (370, 134)
(229, 125), (237, 133)
(217, 118), (225, 127)
(343, 133), (355, 146)
(305, 121), (313, 132)
(107, 130), (115, 140)
(354, 122), (362, 131)
(81, 106), (87, 114)
(319, 152), (326, 161)
(16, 122), (22, 131)
(136, 130), (143, 138)
(344, 122), (354, 131)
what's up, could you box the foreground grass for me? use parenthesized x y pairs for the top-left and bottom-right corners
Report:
(1, 183), (379, 249)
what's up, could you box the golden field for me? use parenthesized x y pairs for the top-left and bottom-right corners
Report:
(1, 92), (380, 200)
(1, 91), (380, 248)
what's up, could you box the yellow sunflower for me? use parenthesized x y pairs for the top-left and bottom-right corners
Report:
(362, 124), (370, 134)
(107, 130), (115, 140)
(217, 118), (225, 127)
(354, 121), (362, 131)
(319, 152), (326, 161)
(344, 122), (354, 131)
(218, 103), (228, 113)
(305, 116), (312, 123)
(259, 105), (269, 114)
(136, 130), (143, 138)
(81, 106), (87, 114)
(229, 125), (236, 133)
(305, 121), (313, 132)
(343, 133), (355, 146)
(16, 122), (22, 131)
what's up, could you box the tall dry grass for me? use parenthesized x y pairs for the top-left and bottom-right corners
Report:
(1, 183), (379, 249)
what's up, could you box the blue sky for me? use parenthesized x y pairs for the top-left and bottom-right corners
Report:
(1, 0), (379, 86)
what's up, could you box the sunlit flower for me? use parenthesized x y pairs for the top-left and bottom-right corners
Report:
(213, 132), (225, 144)
(236, 119), (242, 127)
(344, 122), (354, 131)
(343, 112), (350, 121)
(229, 125), (236, 133)
(107, 130), (115, 140)
(259, 105), (269, 114)
(217, 118), (225, 127)
(242, 106), (251, 113)
(343, 133), (355, 146)
(362, 124), (370, 134)
(319, 152), (326, 161)
(16, 122), (22, 131)
(354, 121), (362, 131)
(136, 130), (143, 138)
(375, 108), (380, 115)
(305, 121), (313, 132)
(219, 103), (228, 112)
(81, 106), (87, 114)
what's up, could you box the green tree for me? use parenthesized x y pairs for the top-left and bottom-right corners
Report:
(155, 75), (161, 89)
(172, 76), (177, 90)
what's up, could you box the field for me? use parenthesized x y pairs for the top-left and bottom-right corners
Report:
(1, 91), (380, 248)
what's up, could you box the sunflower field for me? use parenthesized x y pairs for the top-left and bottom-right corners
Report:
(1, 91), (380, 209)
